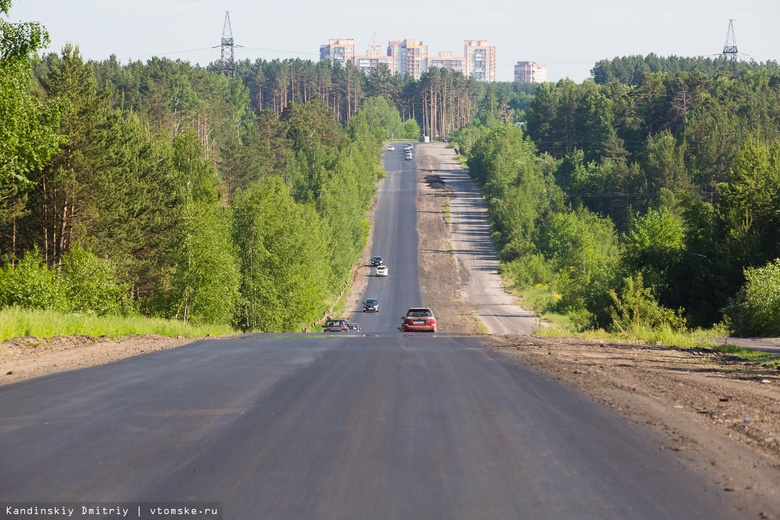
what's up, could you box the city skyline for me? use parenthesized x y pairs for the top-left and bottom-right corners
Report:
(7, 1), (780, 83)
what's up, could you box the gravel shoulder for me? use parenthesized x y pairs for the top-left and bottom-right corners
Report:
(2, 143), (780, 517)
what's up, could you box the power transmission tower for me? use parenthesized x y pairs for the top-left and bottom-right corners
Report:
(220, 11), (236, 80)
(721, 19), (739, 75)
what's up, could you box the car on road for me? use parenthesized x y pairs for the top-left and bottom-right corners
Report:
(323, 319), (349, 332)
(376, 265), (388, 277)
(401, 307), (437, 332)
(363, 298), (380, 312)
(371, 256), (383, 266)
(388, 145), (395, 151)
(405, 153), (412, 161)
(347, 322), (361, 332)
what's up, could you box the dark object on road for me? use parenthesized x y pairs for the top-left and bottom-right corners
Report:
(323, 319), (349, 332)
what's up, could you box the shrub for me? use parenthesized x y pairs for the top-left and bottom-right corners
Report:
(0, 250), (65, 311)
(609, 273), (687, 336)
(60, 244), (132, 316)
(726, 258), (780, 337)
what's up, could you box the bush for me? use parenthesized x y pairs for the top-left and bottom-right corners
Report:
(0, 250), (65, 311)
(726, 258), (780, 337)
(609, 273), (687, 336)
(502, 254), (554, 288)
(60, 244), (132, 316)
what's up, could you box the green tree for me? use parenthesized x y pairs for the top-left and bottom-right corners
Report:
(718, 135), (780, 279)
(726, 259), (780, 337)
(360, 96), (403, 141)
(171, 201), (239, 325)
(165, 131), (240, 325)
(232, 178), (328, 332)
(0, 1), (61, 261)
(539, 207), (621, 329)
(621, 201), (686, 307)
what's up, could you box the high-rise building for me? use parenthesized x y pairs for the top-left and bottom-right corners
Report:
(428, 50), (466, 75)
(514, 61), (548, 83)
(319, 39), (355, 66)
(387, 39), (429, 80)
(464, 40), (496, 82)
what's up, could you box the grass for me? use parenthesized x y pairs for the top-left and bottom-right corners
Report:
(500, 274), (780, 359)
(0, 307), (236, 343)
(444, 200), (451, 224)
(714, 343), (780, 367)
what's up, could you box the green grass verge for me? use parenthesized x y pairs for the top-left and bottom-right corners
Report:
(0, 307), (236, 342)
(714, 343), (780, 366)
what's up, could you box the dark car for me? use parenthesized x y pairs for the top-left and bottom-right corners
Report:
(371, 256), (383, 266)
(401, 307), (437, 333)
(323, 319), (349, 332)
(363, 298), (380, 312)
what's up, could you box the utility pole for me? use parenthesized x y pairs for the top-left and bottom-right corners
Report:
(220, 11), (236, 80)
(721, 19), (739, 76)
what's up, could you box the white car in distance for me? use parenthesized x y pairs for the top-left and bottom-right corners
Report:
(376, 265), (388, 277)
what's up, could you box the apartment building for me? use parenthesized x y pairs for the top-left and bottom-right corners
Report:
(428, 50), (466, 75)
(320, 38), (497, 82)
(514, 61), (548, 83)
(354, 46), (395, 75)
(387, 39), (429, 80)
(319, 39), (355, 66)
(464, 40), (496, 82)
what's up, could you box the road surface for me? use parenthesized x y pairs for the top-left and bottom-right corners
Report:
(0, 143), (749, 519)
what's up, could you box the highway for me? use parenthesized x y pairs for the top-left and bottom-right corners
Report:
(0, 144), (746, 519)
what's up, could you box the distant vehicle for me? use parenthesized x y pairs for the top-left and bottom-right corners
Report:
(401, 307), (437, 333)
(347, 322), (361, 332)
(323, 319), (349, 332)
(371, 256), (383, 266)
(405, 154), (412, 161)
(363, 298), (380, 312)
(388, 145), (395, 151)
(376, 265), (388, 277)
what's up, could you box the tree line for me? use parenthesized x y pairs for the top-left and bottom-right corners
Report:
(7, 0), (778, 336)
(0, 1), (399, 331)
(455, 64), (780, 336)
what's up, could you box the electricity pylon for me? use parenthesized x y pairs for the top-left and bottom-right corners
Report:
(220, 11), (236, 80)
(721, 19), (738, 76)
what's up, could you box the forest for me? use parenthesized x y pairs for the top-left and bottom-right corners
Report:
(3, 0), (780, 336)
(454, 62), (780, 337)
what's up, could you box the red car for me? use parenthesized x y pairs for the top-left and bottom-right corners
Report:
(401, 307), (437, 333)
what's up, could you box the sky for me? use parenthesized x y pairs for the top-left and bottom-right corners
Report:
(6, 0), (780, 83)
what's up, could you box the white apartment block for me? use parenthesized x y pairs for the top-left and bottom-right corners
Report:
(464, 40), (496, 82)
(514, 61), (548, 83)
(387, 39), (429, 80)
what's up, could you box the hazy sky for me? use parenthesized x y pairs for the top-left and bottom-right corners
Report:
(7, 0), (780, 82)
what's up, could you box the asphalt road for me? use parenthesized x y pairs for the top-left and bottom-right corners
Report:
(0, 144), (747, 519)
(350, 143), (421, 333)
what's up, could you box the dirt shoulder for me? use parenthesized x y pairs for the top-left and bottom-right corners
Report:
(2, 143), (780, 516)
